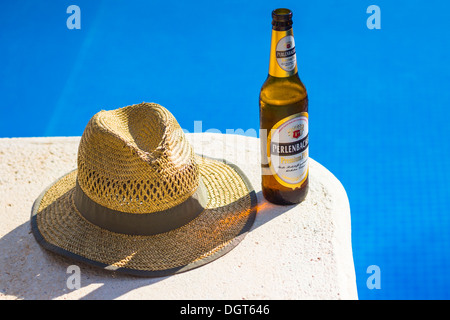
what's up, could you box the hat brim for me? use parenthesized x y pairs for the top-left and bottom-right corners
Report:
(30, 155), (257, 277)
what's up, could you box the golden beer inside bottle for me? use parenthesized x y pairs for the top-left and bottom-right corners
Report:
(259, 8), (309, 205)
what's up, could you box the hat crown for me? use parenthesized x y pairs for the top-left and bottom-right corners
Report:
(77, 103), (199, 214)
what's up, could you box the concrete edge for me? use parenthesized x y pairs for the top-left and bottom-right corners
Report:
(0, 134), (358, 299)
(312, 160), (358, 299)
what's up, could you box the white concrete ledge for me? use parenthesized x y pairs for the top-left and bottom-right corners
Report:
(0, 133), (357, 300)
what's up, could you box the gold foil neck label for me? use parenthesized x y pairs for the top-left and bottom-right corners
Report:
(269, 29), (298, 77)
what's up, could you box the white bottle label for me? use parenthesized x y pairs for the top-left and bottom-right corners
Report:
(276, 35), (297, 72)
(267, 112), (309, 189)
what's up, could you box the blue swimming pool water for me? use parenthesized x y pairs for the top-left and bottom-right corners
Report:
(1, 0), (450, 299)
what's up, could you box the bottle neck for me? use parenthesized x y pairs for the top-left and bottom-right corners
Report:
(268, 27), (298, 78)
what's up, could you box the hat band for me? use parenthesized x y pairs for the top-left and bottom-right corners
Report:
(73, 179), (208, 236)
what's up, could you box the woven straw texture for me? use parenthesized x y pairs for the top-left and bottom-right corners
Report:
(77, 103), (198, 214)
(31, 103), (256, 275)
(34, 156), (253, 272)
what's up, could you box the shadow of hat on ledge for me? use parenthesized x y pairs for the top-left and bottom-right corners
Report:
(0, 188), (292, 300)
(1, 103), (302, 300)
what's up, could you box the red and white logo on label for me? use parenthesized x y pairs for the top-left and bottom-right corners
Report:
(288, 124), (304, 139)
(286, 42), (291, 49)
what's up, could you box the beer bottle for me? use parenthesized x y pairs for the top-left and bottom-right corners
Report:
(260, 8), (309, 205)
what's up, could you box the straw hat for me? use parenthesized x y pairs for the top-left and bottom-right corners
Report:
(30, 102), (257, 277)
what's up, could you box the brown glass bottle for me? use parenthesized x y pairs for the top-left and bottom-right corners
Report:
(260, 8), (309, 205)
